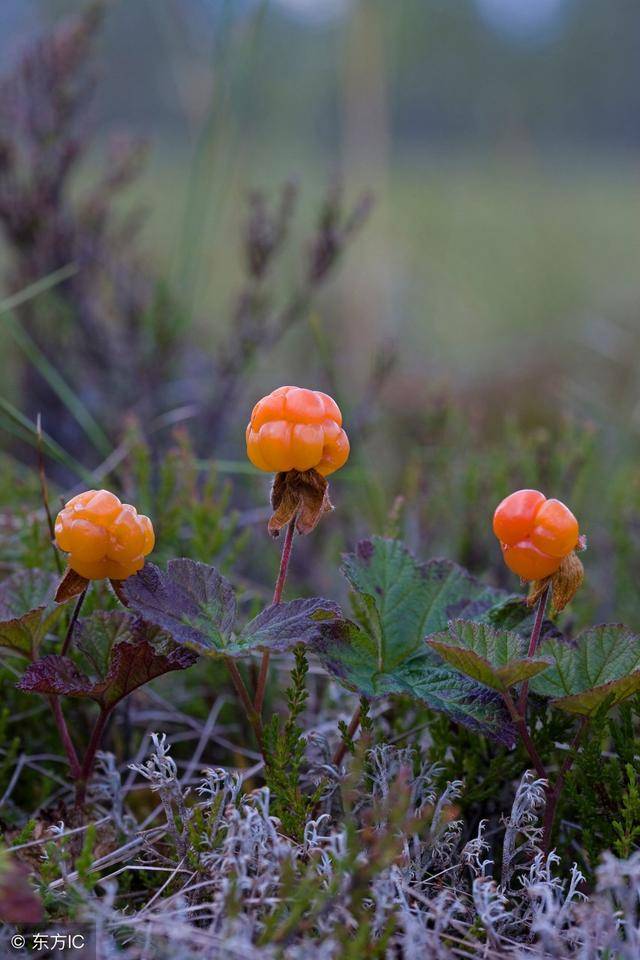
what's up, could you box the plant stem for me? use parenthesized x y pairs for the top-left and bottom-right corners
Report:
(542, 717), (589, 852)
(518, 584), (550, 716)
(503, 690), (548, 782)
(226, 657), (265, 753)
(48, 696), (81, 779)
(75, 707), (111, 810)
(254, 517), (297, 714)
(61, 587), (88, 657)
(333, 705), (362, 768)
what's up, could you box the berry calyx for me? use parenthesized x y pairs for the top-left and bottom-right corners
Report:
(246, 386), (350, 477)
(493, 489), (579, 582)
(54, 489), (155, 581)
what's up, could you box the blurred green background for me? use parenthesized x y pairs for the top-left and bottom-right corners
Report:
(0, 0), (639, 624)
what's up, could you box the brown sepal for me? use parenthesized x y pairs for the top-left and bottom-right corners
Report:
(527, 551), (584, 613)
(269, 469), (334, 537)
(55, 566), (89, 603)
(550, 551), (584, 613)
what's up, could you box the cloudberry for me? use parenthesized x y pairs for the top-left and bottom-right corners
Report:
(493, 489), (579, 581)
(246, 385), (350, 476)
(54, 489), (155, 581)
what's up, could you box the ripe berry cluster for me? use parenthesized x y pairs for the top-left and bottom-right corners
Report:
(493, 489), (579, 581)
(246, 385), (350, 476)
(55, 489), (155, 581)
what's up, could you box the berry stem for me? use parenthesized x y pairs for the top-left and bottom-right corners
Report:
(226, 657), (265, 753)
(502, 689), (548, 782)
(75, 707), (111, 810)
(542, 717), (589, 853)
(518, 584), (550, 716)
(48, 696), (81, 780)
(61, 586), (88, 657)
(254, 517), (297, 714)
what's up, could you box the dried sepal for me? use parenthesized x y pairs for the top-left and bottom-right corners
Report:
(55, 566), (89, 603)
(269, 468), (333, 537)
(526, 550), (584, 613)
(550, 551), (584, 613)
(526, 576), (552, 609)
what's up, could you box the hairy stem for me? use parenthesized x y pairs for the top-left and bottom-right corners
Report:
(226, 657), (265, 753)
(48, 696), (81, 780)
(518, 584), (550, 716)
(61, 586), (88, 657)
(333, 705), (362, 768)
(254, 517), (296, 714)
(542, 717), (589, 852)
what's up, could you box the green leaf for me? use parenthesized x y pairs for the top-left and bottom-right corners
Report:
(342, 537), (524, 670)
(531, 624), (640, 715)
(124, 559), (343, 657)
(428, 620), (551, 692)
(312, 539), (526, 744)
(315, 619), (515, 745)
(0, 570), (66, 660)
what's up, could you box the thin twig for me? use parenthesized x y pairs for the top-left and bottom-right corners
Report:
(333, 705), (362, 768)
(61, 586), (88, 657)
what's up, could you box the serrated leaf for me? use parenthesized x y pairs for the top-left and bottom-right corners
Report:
(314, 619), (515, 745)
(313, 539), (530, 742)
(123, 559), (237, 652)
(124, 558), (343, 658)
(342, 538), (525, 670)
(428, 620), (550, 692)
(0, 569), (66, 660)
(17, 611), (196, 709)
(530, 624), (640, 715)
(240, 597), (343, 653)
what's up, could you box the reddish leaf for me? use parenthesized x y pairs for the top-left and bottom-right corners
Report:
(17, 612), (196, 709)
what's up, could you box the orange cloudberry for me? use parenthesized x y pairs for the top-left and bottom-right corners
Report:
(246, 385), (350, 476)
(493, 489), (579, 581)
(54, 489), (155, 581)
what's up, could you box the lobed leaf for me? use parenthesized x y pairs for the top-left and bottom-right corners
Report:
(0, 569), (66, 660)
(312, 538), (533, 744)
(17, 611), (196, 709)
(124, 558), (344, 658)
(342, 537), (527, 670)
(428, 620), (550, 692)
(123, 559), (237, 653)
(239, 597), (344, 653)
(531, 624), (640, 715)
(314, 618), (515, 745)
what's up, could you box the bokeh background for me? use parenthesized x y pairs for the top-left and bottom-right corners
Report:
(1, 0), (639, 625)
